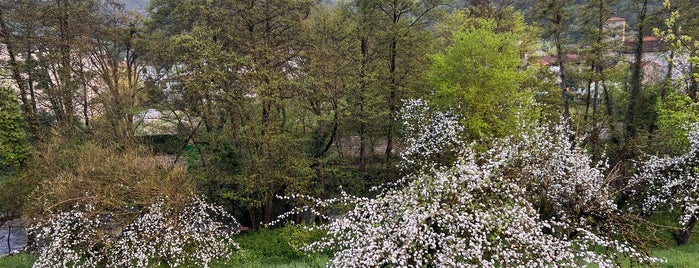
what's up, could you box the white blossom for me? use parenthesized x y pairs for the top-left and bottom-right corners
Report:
(28, 196), (239, 268)
(632, 124), (699, 227)
(279, 117), (658, 267)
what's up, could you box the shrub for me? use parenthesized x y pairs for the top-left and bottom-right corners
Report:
(278, 101), (657, 267)
(22, 142), (240, 267)
(29, 196), (238, 268)
(632, 124), (699, 244)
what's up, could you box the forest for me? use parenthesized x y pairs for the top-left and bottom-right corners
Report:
(2, 0), (699, 267)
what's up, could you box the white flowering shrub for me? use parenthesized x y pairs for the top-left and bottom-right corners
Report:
(29, 205), (105, 267)
(494, 124), (618, 232)
(280, 118), (657, 267)
(305, 155), (583, 267)
(631, 125), (699, 243)
(399, 99), (464, 171)
(29, 196), (239, 268)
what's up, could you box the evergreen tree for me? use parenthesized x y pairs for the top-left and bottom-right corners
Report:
(0, 82), (30, 174)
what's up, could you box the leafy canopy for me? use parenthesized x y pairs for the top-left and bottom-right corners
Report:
(428, 19), (533, 142)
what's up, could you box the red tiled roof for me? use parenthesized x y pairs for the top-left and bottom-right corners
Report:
(624, 36), (667, 53)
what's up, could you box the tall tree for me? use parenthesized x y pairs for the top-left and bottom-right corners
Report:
(429, 19), (533, 143)
(655, 0), (699, 102)
(0, 1), (41, 137)
(579, 0), (620, 120)
(625, 0), (650, 139)
(534, 0), (575, 120)
(298, 5), (359, 197)
(145, 0), (315, 226)
(0, 0), (127, 138)
(376, 0), (444, 168)
(343, 0), (444, 176)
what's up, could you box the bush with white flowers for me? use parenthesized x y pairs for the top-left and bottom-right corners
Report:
(399, 99), (464, 172)
(282, 101), (657, 267)
(29, 196), (239, 268)
(632, 125), (699, 244)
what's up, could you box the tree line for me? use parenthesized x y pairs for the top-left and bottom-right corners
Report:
(2, 0), (699, 247)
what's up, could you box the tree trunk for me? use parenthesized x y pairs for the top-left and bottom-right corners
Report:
(675, 214), (698, 245)
(626, 0), (648, 139)
(603, 80), (612, 117)
(358, 37), (369, 174)
(689, 64), (698, 102)
(555, 14), (569, 120)
(585, 64), (595, 120)
(385, 35), (397, 171)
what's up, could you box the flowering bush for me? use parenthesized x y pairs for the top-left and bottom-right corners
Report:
(494, 124), (619, 237)
(280, 104), (656, 267)
(632, 125), (699, 244)
(305, 154), (584, 267)
(29, 196), (239, 268)
(399, 99), (464, 172)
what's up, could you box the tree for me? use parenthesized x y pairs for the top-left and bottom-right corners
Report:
(0, 82), (30, 174)
(533, 0), (575, 120)
(295, 5), (364, 200)
(144, 0), (317, 226)
(0, 0), (139, 138)
(578, 0), (620, 120)
(428, 19), (533, 142)
(654, 0), (699, 102)
(0, 0), (42, 137)
(372, 0), (445, 167)
(79, 4), (146, 141)
(285, 111), (657, 266)
(625, 0), (651, 139)
(633, 125), (699, 244)
(335, 0), (445, 176)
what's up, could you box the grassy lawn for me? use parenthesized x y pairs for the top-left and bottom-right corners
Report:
(0, 253), (35, 268)
(222, 227), (328, 268)
(652, 240), (699, 268)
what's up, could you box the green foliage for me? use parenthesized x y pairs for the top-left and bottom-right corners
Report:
(227, 227), (328, 267)
(429, 19), (533, 142)
(0, 83), (31, 215)
(0, 254), (35, 268)
(0, 84), (30, 174)
(653, 89), (699, 155)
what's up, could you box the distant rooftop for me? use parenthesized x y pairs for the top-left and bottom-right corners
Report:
(624, 36), (667, 53)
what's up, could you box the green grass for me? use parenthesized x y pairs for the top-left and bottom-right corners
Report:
(222, 226), (328, 268)
(641, 212), (699, 268)
(653, 241), (699, 268)
(0, 253), (35, 268)
(3, 229), (699, 268)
